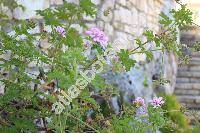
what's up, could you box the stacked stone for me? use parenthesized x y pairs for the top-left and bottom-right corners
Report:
(175, 51), (200, 123)
(174, 26), (200, 123)
(176, 51), (200, 108)
(175, 53), (200, 109)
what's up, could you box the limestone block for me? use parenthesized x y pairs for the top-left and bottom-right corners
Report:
(13, 0), (50, 19)
(104, 23), (114, 39)
(124, 25), (137, 35)
(175, 89), (199, 95)
(114, 7), (132, 25)
(138, 12), (147, 28)
(190, 78), (200, 83)
(118, 0), (126, 6)
(178, 71), (200, 78)
(137, 0), (147, 13)
(113, 32), (130, 51)
(50, 0), (63, 5)
(176, 83), (200, 90)
(67, 0), (79, 4)
(177, 95), (196, 103)
(91, 0), (101, 5)
(155, 0), (162, 9)
(113, 21), (124, 31)
(147, 0), (154, 8)
(97, 20), (105, 29)
(131, 7), (138, 26)
(98, 0), (115, 22)
(129, 0), (137, 6)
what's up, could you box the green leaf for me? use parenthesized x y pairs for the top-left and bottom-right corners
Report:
(117, 49), (136, 71)
(143, 30), (154, 41)
(159, 12), (172, 27)
(80, 0), (96, 16)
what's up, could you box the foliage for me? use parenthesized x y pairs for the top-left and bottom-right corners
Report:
(0, 0), (199, 132)
(160, 94), (190, 133)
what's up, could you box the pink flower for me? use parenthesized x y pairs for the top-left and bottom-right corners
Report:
(150, 97), (165, 108)
(55, 26), (66, 37)
(113, 55), (119, 62)
(83, 40), (91, 48)
(133, 97), (145, 106)
(85, 27), (108, 49)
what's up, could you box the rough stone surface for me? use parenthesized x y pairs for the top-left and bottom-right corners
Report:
(13, 0), (50, 19)
(175, 26), (200, 112)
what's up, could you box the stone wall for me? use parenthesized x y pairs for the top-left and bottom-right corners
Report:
(88, 0), (177, 102)
(1, 0), (178, 102)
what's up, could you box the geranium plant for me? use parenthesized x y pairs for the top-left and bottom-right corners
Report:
(0, 0), (199, 132)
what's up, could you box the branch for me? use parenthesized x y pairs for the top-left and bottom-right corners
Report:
(68, 114), (100, 133)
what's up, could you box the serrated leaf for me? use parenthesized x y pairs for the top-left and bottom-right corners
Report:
(117, 49), (136, 71)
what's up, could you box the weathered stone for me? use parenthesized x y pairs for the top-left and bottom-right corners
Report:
(178, 66), (188, 71)
(176, 83), (200, 90)
(114, 7), (132, 25)
(190, 78), (200, 83)
(137, 0), (147, 13)
(113, 22), (124, 30)
(50, 0), (63, 5)
(118, 0), (126, 6)
(129, 0), (137, 6)
(178, 71), (200, 78)
(91, 0), (101, 5)
(131, 7), (138, 26)
(177, 95), (199, 103)
(67, 0), (79, 4)
(176, 78), (190, 83)
(13, 0), (50, 19)
(189, 66), (200, 71)
(175, 89), (199, 95)
(138, 12), (147, 28)
(124, 25), (137, 35)
(154, 0), (162, 8)
(113, 31), (130, 50)
(147, 0), (154, 9)
(192, 52), (200, 57)
(98, 0), (114, 22)
(97, 20), (105, 29)
(104, 23), (114, 39)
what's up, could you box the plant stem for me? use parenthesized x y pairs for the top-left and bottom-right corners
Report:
(68, 114), (100, 133)
(131, 48), (163, 54)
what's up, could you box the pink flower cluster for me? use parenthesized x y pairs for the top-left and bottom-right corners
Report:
(85, 27), (108, 49)
(133, 97), (145, 106)
(55, 26), (66, 37)
(150, 97), (165, 108)
(133, 96), (164, 108)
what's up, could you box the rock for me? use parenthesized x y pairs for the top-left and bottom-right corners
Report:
(13, 0), (50, 19)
